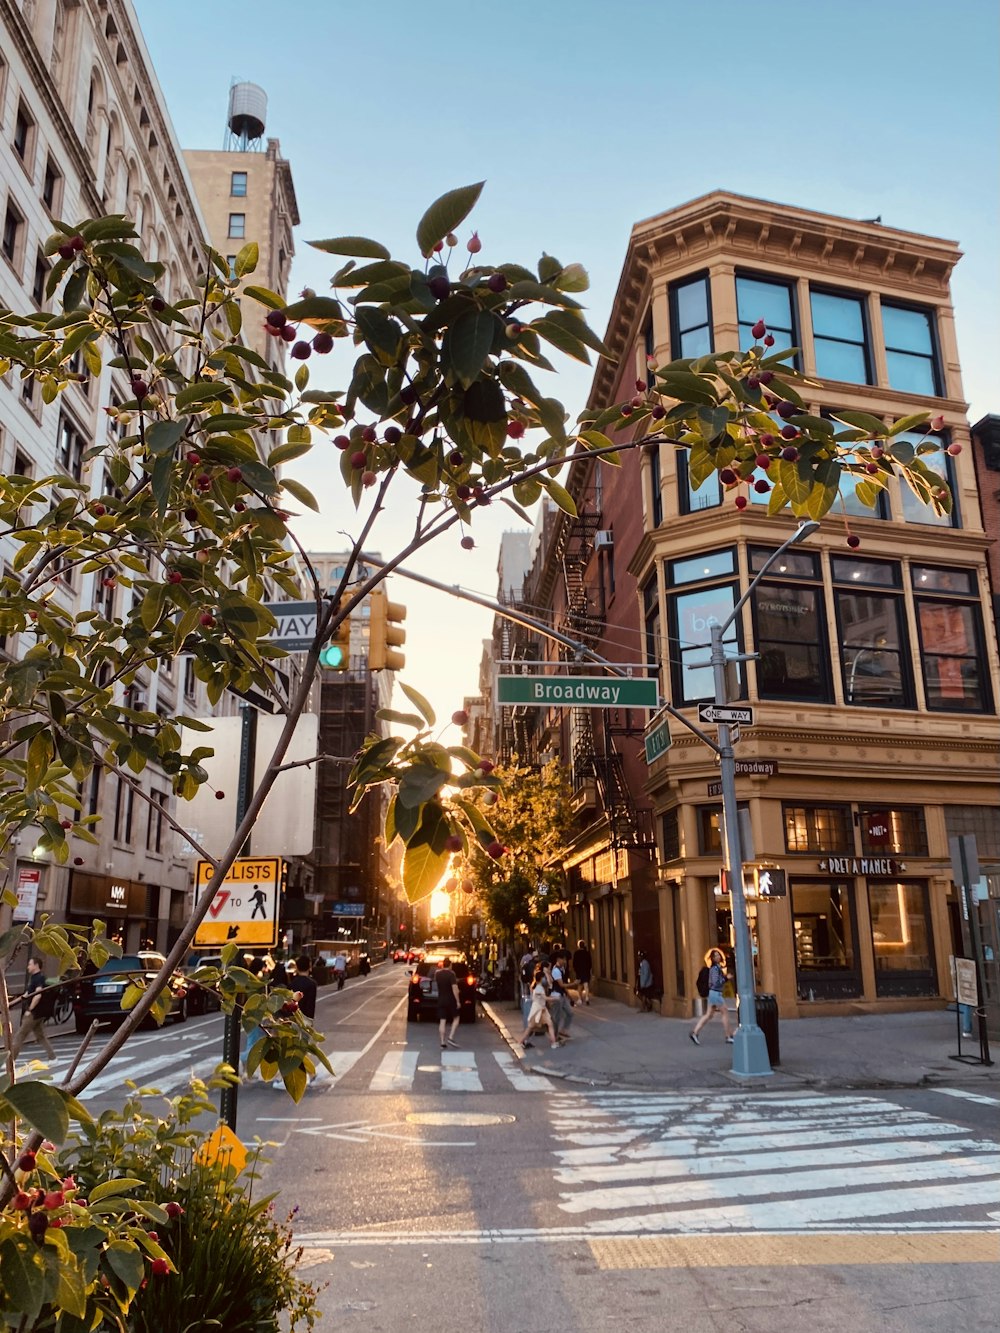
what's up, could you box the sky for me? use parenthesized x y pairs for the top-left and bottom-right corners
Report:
(132, 0), (1000, 739)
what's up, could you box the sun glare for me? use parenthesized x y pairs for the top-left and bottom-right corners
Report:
(429, 886), (452, 919)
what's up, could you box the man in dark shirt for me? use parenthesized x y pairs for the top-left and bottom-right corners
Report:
(293, 955), (318, 1019)
(435, 957), (461, 1050)
(12, 957), (56, 1059)
(572, 939), (593, 1005)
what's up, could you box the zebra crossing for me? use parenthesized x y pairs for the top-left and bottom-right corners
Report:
(547, 1089), (1000, 1234)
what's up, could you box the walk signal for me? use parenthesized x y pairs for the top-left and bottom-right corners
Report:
(369, 587), (406, 671)
(319, 616), (351, 671)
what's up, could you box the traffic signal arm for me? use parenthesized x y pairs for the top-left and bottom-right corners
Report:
(369, 587), (406, 671)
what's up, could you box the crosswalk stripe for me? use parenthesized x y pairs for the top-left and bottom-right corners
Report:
(370, 1050), (419, 1091)
(441, 1049), (482, 1092)
(493, 1051), (544, 1091)
(934, 1087), (1000, 1107)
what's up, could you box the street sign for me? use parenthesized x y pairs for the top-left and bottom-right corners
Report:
(496, 674), (658, 709)
(263, 600), (320, 651)
(643, 716), (672, 764)
(194, 856), (282, 947)
(697, 703), (754, 726)
(332, 902), (365, 917)
(952, 957), (979, 1007)
(729, 724), (742, 746)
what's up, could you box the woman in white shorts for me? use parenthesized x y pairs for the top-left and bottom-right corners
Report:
(518, 965), (559, 1049)
(690, 948), (735, 1044)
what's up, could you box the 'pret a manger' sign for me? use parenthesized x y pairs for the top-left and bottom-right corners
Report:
(819, 856), (902, 875)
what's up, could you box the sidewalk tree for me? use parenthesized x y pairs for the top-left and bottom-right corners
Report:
(0, 181), (935, 1317)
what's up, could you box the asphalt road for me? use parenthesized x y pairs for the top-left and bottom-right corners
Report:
(20, 967), (1000, 1331)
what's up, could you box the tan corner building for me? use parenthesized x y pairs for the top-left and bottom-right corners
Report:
(500, 192), (1000, 1027)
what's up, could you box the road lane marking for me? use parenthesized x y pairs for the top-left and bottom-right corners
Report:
(441, 1048), (482, 1093)
(76, 1033), (224, 1099)
(934, 1088), (1000, 1107)
(494, 1050), (547, 1091)
(587, 1231), (1000, 1268)
(370, 1050), (419, 1092)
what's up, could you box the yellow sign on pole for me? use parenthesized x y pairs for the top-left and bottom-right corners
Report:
(194, 1122), (248, 1174)
(194, 856), (282, 948)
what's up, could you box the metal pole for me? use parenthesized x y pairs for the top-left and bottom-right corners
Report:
(957, 838), (992, 1067)
(711, 622), (771, 1078)
(220, 703), (258, 1129)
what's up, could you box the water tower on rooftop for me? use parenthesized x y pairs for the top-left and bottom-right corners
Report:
(225, 80), (267, 150)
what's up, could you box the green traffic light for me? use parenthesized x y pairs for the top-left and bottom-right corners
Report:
(319, 644), (346, 669)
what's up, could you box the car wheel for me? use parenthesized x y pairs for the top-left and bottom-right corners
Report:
(174, 997), (187, 1024)
(407, 1007), (419, 1023)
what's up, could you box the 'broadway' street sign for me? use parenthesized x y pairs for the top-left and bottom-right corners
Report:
(496, 675), (658, 709)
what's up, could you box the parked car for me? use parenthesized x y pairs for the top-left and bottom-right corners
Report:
(73, 953), (188, 1033)
(407, 952), (477, 1024)
(181, 952), (223, 1014)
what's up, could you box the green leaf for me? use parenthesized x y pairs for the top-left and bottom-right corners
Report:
(375, 709), (426, 729)
(654, 370), (720, 406)
(416, 182), (485, 256)
(145, 417), (188, 456)
(355, 306), (402, 364)
(150, 452), (173, 519)
(776, 458), (812, 506)
(281, 295), (345, 328)
(398, 762), (449, 809)
(0, 1238), (43, 1320)
(540, 309), (611, 358)
(280, 477), (320, 511)
(268, 439), (312, 467)
(887, 411), (932, 437)
(544, 479), (577, 516)
(444, 308), (497, 388)
(236, 459), (280, 495)
(308, 235), (391, 259)
(89, 1176), (148, 1202)
(831, 409), (888, 436)
(402, 838), (450, 903)
(531, 315), (591, 364)
(3, 1078), (70, 1142)
(105, 1240), (146, 1295)
(175, 381), (229, 411)
(805, 460), (842, 519)
(399, 681), (436, 726)
(235, 241), (259, 277)
(140, 581), (167, 631)
(243, 284), (286, 310)
(62, 268), (88, 312)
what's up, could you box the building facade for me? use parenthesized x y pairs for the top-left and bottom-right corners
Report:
(499, 192), (1000, 1023)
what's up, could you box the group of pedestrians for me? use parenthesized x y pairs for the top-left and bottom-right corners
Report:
(516, 940), (592, 1050)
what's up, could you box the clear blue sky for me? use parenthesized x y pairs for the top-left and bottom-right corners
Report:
(133, 0), (999, 731)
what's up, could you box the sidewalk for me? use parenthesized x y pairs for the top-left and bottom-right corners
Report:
(482, 994), (999, 1092)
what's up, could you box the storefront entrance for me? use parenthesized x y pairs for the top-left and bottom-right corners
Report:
(791, 879), (862, 1000)
(868, 879), (936, 997)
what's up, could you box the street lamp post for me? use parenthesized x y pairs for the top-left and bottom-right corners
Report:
(711, 520), (819, 1079)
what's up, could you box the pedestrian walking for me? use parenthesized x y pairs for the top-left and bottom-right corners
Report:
(332, 953), (347, 990)
(690, 948), (735, 1044)
(272, 954), (320, 1089)
(241, 956), (267, 1076)
(435, 956), (462, 1049)
(519, 945), (536, 1003)
(571, 939), (593, 1005)
(549, 950), (574, 1042)
(11, 958), (56, 1059)
(518, 965), (559, 1049)
(636, 952), (655, 1011)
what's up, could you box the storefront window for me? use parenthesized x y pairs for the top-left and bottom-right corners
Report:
(868, 881), (936, 995)
(784, 804), (851, 853)
(791, 880), (861, 999)
(858, 806), (928, 856)
(832, 557), (912, 708)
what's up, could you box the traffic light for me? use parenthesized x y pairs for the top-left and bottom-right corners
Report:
(369, 587), (406, 671)
(319, 616), (351, 671)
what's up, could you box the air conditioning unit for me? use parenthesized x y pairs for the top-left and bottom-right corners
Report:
(594, 530), (614, 550)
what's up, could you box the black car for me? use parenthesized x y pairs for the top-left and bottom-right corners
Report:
(181, 952), (223, 1014)
(407, 952), (477, 1024)
(73, 953), (188, 1033)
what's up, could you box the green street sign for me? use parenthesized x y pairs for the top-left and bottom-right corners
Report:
(644, 718), (672, 764)
(496, 674), (658, 709)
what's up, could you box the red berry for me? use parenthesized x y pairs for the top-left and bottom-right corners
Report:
(759, 434), (776, 448)
(17, 1152), (37, 1171)
(199, 613), (215, 628)
(428, 274), (450, 300)
(747, 375), (760, 389)
(763, 335), (775, 347)
(164, 1202), (184, 1218)
(74, 857), (84, 865)
(506, 419), (526, 439)
(151, 1258), (171, 1277)
(734, 495), (748, 510)
(226, 467), (243, 483)
(753, 478), (770, 493)
(265, 310), (287, 330)
(620, 405), (633, 417)
(487, 272), (507, 293)
(309, 331), (334, 355)
(449, 451), (464, 467)
(460, 535), (475, 550)
(781, 445), (800, 462)
(234, 501), (246, 513)
(44, 1190), (65, 1209)
(847, 534), (861, 549)
(186, 452), (202, 466)
(290, 341), (311, 360)
(362, 425), (378, 443)
(630, 395), (644, 408)
(131, 380), (148, 400)
(362, 470), (377, 487)
(433, 240), (444, 253)
(751, 319), (767, 340)
(719, 468), (737, 485)
(870, 445), (884, 459)
(71, 235), (85, 253)
(452, 709), (469, 725)
(776, 400), (797, 420)
(930, 414), (946, 431)
(478, 759), (495, 774)
(102, 577), (116, 589)
(61, 819), (73, 829)
(215, 791), (225, 800)
(759, 370), (775, 384)
(58, 242), (75, 260)
(635, 379), (646, 392)
(865, 462), (880, 475)
(445, 835), (463, 853)
(456, 484), (472, 501)
(505, 322), (522, 339)
(755, 454), (772, 470)
(781, 425), (799, 440)
(184, 508), (199, 522)
(486, 840), (505, 859)
(466, 232), (482, 254)
(651, 405), (665, 420)
(399, 384), (418, 405)
(946, 442), (962, 456)
(280, 325), (296, 342)
(167, 570), (184, 584)
(12, 1191), (32, 1210)
(334, 435), (351, 450)
(384, 426), (401, 444)
(350, 451), (367, 469)
(91, 502), (106, 517)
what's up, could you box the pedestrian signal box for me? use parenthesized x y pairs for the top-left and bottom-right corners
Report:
(368, 587), (406, 671)
(751, 866), (787, 900)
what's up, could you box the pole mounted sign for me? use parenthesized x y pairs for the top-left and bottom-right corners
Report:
(697, 703), (754, 726)
(496, 674), (658, 709)
(194, 856), (282, 948)
(263, 600), (319, 651)
(643, 715), (673, 764)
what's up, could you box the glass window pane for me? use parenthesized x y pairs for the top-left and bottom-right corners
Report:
(894, 432), (955, 527)
(749, 548), (820, 578)
(675, 278), (708, 331)
(811, 291), (865, 341)
(918, 600), (985, 710)
(671, 550), (735, 584)
(792, 882), (855, 971)
(674, 584), (737, 704)
(737, 277), (792, 332)
(814, 338), (869, 384)
(831, 558), (900, 587)
(885, 349), (937, 395)
(868, 882), (932, 974)
(754, 585), (830, 701)
(882, 304), (932, 355)
(911, 566), (975, 595)
(679, 325), (712, 359)
(837, 592), (908, 707)
(681, 463), (721, 512)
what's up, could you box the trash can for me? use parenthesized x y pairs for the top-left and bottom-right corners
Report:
(741, 992), (780, 1066)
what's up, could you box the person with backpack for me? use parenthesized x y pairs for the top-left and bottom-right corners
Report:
(571, 939), (593, 1005)
(11, 958), (57, 1059)
(636, 952), (655, 1011)
(518, 964), (559, 1050)
(690, 947), (735, 1044)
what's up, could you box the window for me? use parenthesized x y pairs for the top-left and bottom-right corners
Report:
(643, 577), (660, 676)
(2, 199), (24, 268)
(13, 449), (32, 477)
(832, 556), (912, 708)
(57, 414), (86, 479)
(42, 154), (61, 211)
(13, 101), (34, 164)
(31, 249), (48, 305)
(811, 288), (871, 384)
(228, 212), (245, 238)
(943, 806), (1000, 860)
(226, 254), (237, 277)
(677, 450), (721, 513)
(113, 776), (135, 844)
(86, 767), (101, 819)
(868, 882), (935, 994)
(821, 409), (889, 518)
(912, 565), (991, 712)
(792, 881), (860, 999)
(147, 789), (168, 854)
(661, 807), (680, 861)
(749, 547), (831, 702)
(667, 549), (739, 706)
(698, 803), (749, 855)
(858, 806), (928, 857)
(669, 274), (712, 360)
(230, 170), (247, 197)
(894, 431), (957, 527)
(736, 274), (797, 361)
(643, 312), (655, 387)
(784, 804), (852, 854)
(649, 445), (663, 527)
(183, 657), (196, 698)
(882, 302), (939, 396)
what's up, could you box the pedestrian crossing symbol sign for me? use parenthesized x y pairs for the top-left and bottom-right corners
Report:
(194, 856), (282, 947)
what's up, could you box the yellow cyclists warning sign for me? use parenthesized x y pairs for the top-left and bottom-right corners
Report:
(193, 857), (282, 948)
